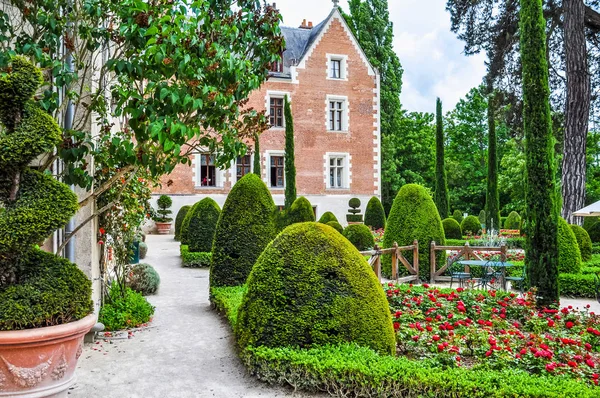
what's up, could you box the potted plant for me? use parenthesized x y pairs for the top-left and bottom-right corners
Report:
(154, 195), (173, 234)
(0, 58), (95, 396)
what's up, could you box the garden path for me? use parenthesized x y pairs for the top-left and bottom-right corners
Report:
(70, 234), (319, 398)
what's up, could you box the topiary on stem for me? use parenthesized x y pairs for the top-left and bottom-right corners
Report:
(154, 194), (173, 223)
(364, 196), (386, 230)
(347, 198), (363, 223)
(0, 57), (92, 330)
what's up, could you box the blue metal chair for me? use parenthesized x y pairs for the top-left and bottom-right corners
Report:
(505, 264), (526, 295)
(448, 257), (471, 289)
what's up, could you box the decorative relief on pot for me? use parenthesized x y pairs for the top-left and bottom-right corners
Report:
(51, 350), (68, 381)
(0, 369), (6, 389)
(1, 356), (52, 388)
(76, 343), (83, 360)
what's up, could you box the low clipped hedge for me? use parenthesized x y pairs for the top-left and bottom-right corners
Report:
(180, 245), (211, 267)
(557, 217), (582, 274)
(326, 221), (343, 234)
(444, 237), (525, 249)
(442, 218), (462, 239)
(570, 224), (593, 262)
(342, 224), (375, 251)
(594, 243), (600, 254)
(558, 273), (597, 298)
(174, 205), (191, 241)
(127, 263), (160, 296)
(364, 196), (386, 230)
(587, 221), (600, 243)
(318, 211), (338, 224)
(461, 215), (481, 236)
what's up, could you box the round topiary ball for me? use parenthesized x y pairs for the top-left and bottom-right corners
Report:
(452, 210), (463, 224)
(287, 196), (315, 225)
(557, 217), (582, 274)
(174, 205), (191, 241)
(236, 222), (395, 355)
(461, 215), (481, 236)
(364, 196), (386, 230)
(343, 224), (375, 251)
(127, 263), (161, 295)
(587, 221), (600, 243)
(570, 224), (592, 262)
(504, 211), (521, 230)
(383, 184), (445, 280)
(442, 218), (462, 240)
(318, 211), (338, 224)
(210, 174), (276, 287)
(326, 221), (344, 234)
(187, 198), (221, 253)
(349, 197), (361, 209)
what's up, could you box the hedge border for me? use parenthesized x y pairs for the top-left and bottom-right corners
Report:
(180, 245), (211, 268)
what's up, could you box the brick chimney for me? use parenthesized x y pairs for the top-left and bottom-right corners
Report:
(308, 21), (313, 28)
(299, 19), (313, 29)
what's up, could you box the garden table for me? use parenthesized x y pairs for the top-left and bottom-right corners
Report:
(456, 260), (515, 291)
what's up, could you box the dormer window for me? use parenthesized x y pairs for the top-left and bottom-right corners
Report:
(270, 52), (284, 73)
(327, 54), (348, 80)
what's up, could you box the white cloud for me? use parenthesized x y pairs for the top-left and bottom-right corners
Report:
(272, 0), (487, 113)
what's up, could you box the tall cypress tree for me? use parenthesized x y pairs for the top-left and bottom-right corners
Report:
(253, 134), (261, 177)
(435, 98), (449, 219)
(520, 0), (560, 306)
(485, 92), (501, 232)
(283, 95), (296, 209)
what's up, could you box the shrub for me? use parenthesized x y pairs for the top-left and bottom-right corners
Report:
(587, 221), (600, 243)
(558, 273), (597, 298)
(347, 198), (363, 223)
(504, 211), (521, 230)
(570, 224), (592, 262)
(326, 221), (344, 234)
(98, 283), (155, 331)
(211, 174), (277, 287)
(179, 203), (196, 245)
(174, 205), (191, 241)
(461, 215), (481, 236)
(478, 209), (486, 225)
(452, 210), (463, 224)
(236, 222), (395, 355)
(287, 196), (315, 225)
(180, 245), (212, 267)
(318, 211), (338, 224)
(343, 224), (375, 251)
(364, 196), (386, 230)
(382, 184), (445, 281)
(127, 263), (160, 295)
(187, 198), (221, 253)
(154, 194), (173, 222)
(583, 216), (599, 232)
(442, 218), (462, 240)
(139, 242), (148, 259)
(557, 217), (582, 274)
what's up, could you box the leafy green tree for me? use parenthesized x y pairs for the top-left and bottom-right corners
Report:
(520, 0), (560, 306)
(435, 98), (449, 219)
(485, 93), (501, 231)
(498, 139), (526, 215)
(284, 95), (296, 209)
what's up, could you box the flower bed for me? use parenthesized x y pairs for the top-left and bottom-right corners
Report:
(385, 283), (600, 386)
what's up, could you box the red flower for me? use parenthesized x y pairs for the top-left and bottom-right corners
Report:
(393, 322), (400, 330)
(433, 335), (440, 342)
(99, 227), (106, 235)
(586, 359), (596, 368)
(438, 344), (445, 352)
(566, 321), (574, 329)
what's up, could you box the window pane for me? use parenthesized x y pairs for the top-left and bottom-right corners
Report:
(336, 167), (342, 187)
(337, 158), (343, 166)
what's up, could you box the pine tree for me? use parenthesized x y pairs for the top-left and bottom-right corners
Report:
(435, 98), (449, 219)
(520, 0), (560, 306)
(485, 93), (501, 232)
(284, 95), (296, 209)
(253, 134), (261, 177)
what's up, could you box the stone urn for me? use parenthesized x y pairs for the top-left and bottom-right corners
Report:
(155, 222), (172, 235)
(0, 314), (96, 397)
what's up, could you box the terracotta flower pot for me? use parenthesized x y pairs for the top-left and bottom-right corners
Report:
(155, 222), (172, 235)
(0, 314), (96, 397)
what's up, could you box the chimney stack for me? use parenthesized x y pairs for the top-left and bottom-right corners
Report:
(299, 19), (313, 29)
(308, 21), (313, 28)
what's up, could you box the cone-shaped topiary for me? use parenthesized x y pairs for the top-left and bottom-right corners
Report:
(364, 196), (386, 230)
(287, 196), (315, 225)
(383, 184), (445, 280)
(442, 218), (462, 240)
(210, 174), (277, 287)
(343, 224), (375, 251)
(187, 198), (221, 253)
(570, 224), (592, 262)
(179, 204), (195, 245)
(452, 210), (463, 224)
(461, 215), (481, 236)
(504, 211), (522, 230)
(174, 205), (191, 241)
(0, 57), (92, 329)
(326, 221), (344, 234)
(318, 211), (338, 224)
(236, 222), (395, 355)
(557, 217), (581, 274)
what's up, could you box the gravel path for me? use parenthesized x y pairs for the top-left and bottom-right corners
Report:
(70, 234), (317, 398)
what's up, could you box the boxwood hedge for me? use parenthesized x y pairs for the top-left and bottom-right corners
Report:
(557, 217), (582, 274)
(186, 198), (221, 253)
(342, 224), (375, 251)
(442, 218), (462, 239)
(570, 224), (592, 262)
(364, 196), (386, 230)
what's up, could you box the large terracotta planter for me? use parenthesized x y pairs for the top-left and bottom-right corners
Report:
(0, 314), (96, 397)
(155, 222), (172, 235)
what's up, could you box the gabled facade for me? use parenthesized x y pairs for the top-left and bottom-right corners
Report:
(154, 6), (381, 224)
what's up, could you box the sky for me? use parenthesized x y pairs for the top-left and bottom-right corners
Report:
(273, 0), (487, 114)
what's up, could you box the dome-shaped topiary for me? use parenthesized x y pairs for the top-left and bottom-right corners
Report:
(187, 198), (221, 253)
(569, 224), (592, 262)
(557, 217), (581, 274)
(504, 211), (521, 230)
(587, 221), (600, 243)
(210, 174), (277, 287)
(442, 218), (462, 240)
(364, 196), (386, 230)
(326, 221), (344, 234)
(318, 211), (338, 224)
(343, 224), (375, 251)
(174, 205), (191, 241)
(287, 196), (315, 225)
(383, 184), (445, 280)
(127, 263), (161, 295)
(461, 215), (481, 236)
(236, 222), (395, 355)
(478, 210), (486, 225)
(452, 210), (463, 224)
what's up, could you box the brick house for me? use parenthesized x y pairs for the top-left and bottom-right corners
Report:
(154, 4), (381, 224)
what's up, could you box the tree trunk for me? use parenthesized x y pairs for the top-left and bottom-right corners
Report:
(562, 0), (590, 225)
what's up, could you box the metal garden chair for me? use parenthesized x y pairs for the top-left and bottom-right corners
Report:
(505, 264), (526, 295)
(448, 257), (471, 289)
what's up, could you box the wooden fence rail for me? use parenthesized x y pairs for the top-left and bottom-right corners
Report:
(429, 241), (507, 284)
(360, 240), (419, 283)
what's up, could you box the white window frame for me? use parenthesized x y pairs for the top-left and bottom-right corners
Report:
(326, 54), (348, 81)
(194, 153), (225, 188)
(325, 152), (350, 189)
(265, 150), (286, 189)
(265, 91), (291, 130)
(325, 95), (349, 133)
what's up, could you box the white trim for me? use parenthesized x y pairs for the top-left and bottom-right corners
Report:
(325, 152), (351, 189)
(326, 53), (349, 81)
(265, 150), (286, 189)
(265, 91), (291, 130)
(193, 153), (225, 189)
(325, 95), (350, 133)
